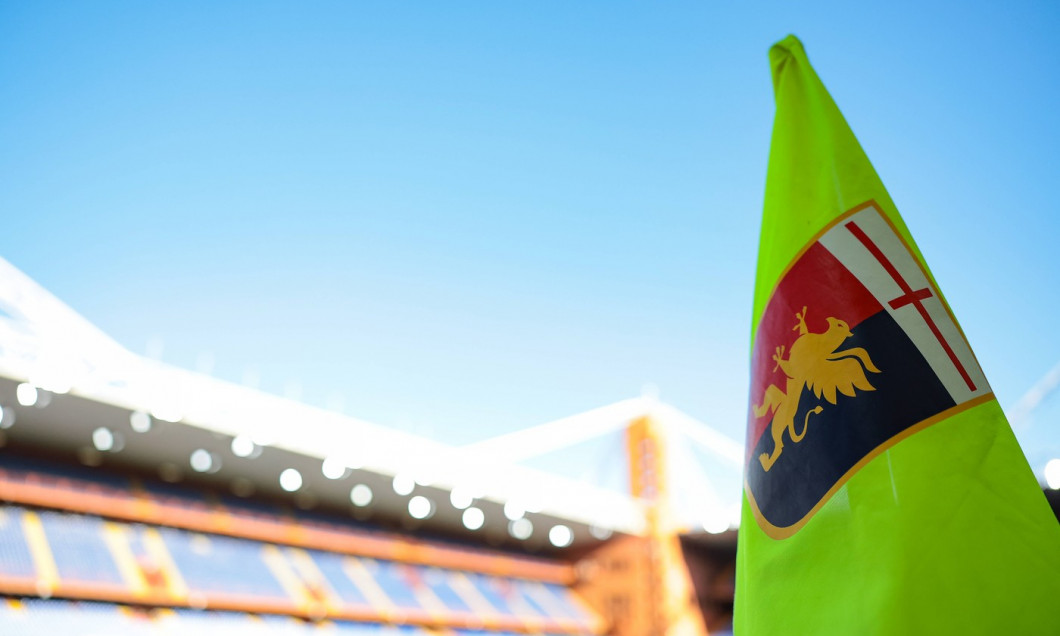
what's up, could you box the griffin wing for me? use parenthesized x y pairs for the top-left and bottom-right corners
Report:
(806, 355), (877, 405)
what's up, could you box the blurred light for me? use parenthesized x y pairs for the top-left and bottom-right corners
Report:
(392, 473), (415, 496)
(503, 500), (525, 521)
(589, 525), (613, 540)
(321, 457), (348, 480)
(0, 406), (12, 430)
(91, 427), (114, 452)
(703, 512), (729, 535)
(34, 391), (52, 408)
(549, 524), (574, 548)
(149, 404), (182, 423)
(509, 518), (533, 540)
(522, 496), (543, 514)
(1045, 459), (1060, 490)
(414, 468), (435, 487)
(231, 435), (256, 458)
(190, 449), (214, 473)
(350, 484), (373, 507)
(449, 487), (473, 510)
(129, 411), (152, 433)
(279, 468), (303, 492)
(31, 368), (72, 395)
(729, 503), (743, 529)
(346, 451), (365, 470)
(462, 507), (485, 531)
(251, 431), (275, 447)
(16, 384), (38, 407)
(408, 495), (434, 520)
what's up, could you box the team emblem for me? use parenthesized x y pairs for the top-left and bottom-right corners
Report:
(746, 201), (992, 539)
(755, 307), (880, 472)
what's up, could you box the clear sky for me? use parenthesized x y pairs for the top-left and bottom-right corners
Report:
(1, 2), (1058, 483)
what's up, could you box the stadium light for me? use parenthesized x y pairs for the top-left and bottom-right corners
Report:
(231, 435), (256, 458)
(523, 497), (543, 514)
(702, 509), (729, 535)
(0, 405), (12, 429)
(350, 484), (373, 507)
(408, 495), (434, 520)
(149, 403), (182, 423)
(392, 473), (415, 496)
(321, 456), (348, 480)
(16, 383), (38, 407)
(279, 468), (303, 492)
(129, 410), (152, 433)
(346, 451), (365, 470)
(503, 500), (525, 521)
(508, 517), (533, 540)
(729, 503), (742, 530)
(548, 524), (573, 548)
(30, 365), (74, 395)
(449, 487), (474, 510)
(462, 507), (485, 531)
(91, 427), (115, 452)
(588, 525), (613, 540)
(1045, 458), (1060, 490)
(190, 449), (217, 473)
(413, 464), (439, 487)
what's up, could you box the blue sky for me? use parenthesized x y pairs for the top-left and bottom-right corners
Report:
(1, 2), (1058, 481)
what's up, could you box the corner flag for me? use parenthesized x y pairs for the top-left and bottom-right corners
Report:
(735, 35), (1060, 634)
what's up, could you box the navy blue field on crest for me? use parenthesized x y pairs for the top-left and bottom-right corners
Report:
(747, 310), (955, 530)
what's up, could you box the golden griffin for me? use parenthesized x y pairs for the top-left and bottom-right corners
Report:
(755, 307), (881, 471)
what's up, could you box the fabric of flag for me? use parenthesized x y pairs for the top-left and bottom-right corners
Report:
(735, 35), (1060, 635)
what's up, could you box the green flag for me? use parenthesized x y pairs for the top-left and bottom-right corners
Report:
(735, 35), (1060, 634)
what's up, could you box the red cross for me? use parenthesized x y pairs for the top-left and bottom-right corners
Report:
(845, 221), (977, 392)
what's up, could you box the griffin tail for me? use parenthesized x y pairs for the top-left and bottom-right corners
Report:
(791, 405), (823, 443)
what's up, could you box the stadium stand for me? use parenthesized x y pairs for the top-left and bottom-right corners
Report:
(0, 387), (753, 635)
(0, 507), (35, 579)
(0, 452), (575, 580)
(0, 453), (601, 634)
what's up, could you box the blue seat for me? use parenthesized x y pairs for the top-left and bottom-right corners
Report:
(37, 510), (124, 585)
(365, 558), (423, 610)
(308, 550), (373, 606)
(159, 527), (288, 598)
(0, 506), (36, 577)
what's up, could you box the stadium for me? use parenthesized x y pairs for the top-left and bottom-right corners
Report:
(3, 4), (1060, 633)
(0, 257), (744, 635)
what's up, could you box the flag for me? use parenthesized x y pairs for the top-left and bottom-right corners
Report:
(735, 35), (1060, 634)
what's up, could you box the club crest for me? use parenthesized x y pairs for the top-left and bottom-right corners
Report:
(754, 307), (881, 472)
(745, 201), (992, 539)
